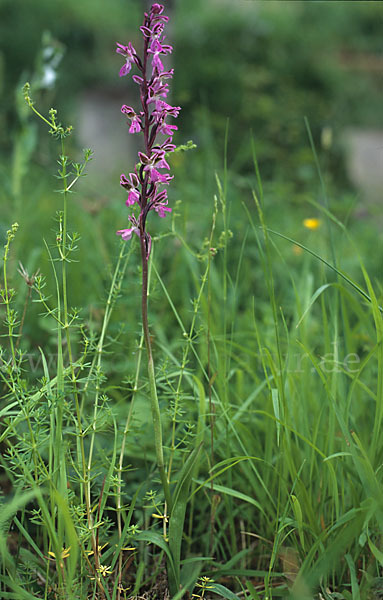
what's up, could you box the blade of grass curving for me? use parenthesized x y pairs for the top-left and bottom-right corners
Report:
(210, 583), (240, 599)
(13, 516), (45, 562)
(265, 461), (307, 593)
(368, 536), (383, 566)
(232, 379), (268, 423)
(271, 388), (281, 447)
(190, 456), (262, 499)
(266, 228), (382, 312)
(135, 530), (177, 582)
(193, 480), (266, 517)
(295, 283), (332, 329)
(0, 579), (39, 600)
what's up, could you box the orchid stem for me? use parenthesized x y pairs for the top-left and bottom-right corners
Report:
(140, 236), (172, 513)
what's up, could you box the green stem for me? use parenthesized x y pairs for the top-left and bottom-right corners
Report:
(59, 139), (96, 558)
(140, 236), (172, 513)
(2, 225), (18, 365)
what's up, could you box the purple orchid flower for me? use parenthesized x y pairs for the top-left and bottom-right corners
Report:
(121, 105), (143, 133)
(120, 173), (140, 206)
(116, 42), (137, 77)
(116, 215), (140, 240)
(148, 39), (172, 73)
(116, 3), (180, 258)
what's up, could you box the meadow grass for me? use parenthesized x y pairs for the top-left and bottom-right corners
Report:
(0, 91), (383, 600)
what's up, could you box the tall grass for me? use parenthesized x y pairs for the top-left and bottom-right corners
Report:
(0, 84), (383, 600)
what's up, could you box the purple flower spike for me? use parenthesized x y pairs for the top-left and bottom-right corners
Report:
(116, 3), (181, 256)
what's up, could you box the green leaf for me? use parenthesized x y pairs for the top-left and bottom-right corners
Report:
(210, 583), (240, 599)
(345, 553), (361, 600)
(291, 494), (305, 551)
(271, 388), (280, 446)
(13, 517), (45, 561)
(295, 283), (332, 328)
(135, 531), (176, 582)
(245, 579), (261, 599)
(0, 578), (39, 600)
(368, 537), (383, 566)
(194, 480), (266, 517)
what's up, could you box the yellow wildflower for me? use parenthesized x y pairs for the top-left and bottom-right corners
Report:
(303, 218), (321, 230)
(152, 513), (169, 523)
(97, 564), (113, 577)
(86, 542), (108, 556)
(47, 546), (71, 560)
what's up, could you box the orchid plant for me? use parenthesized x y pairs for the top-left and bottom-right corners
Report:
(114, 4), (191, 594)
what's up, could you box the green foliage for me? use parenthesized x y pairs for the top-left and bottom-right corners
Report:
(174, 0), (383, 185)
(2, 98), (383, 595)
(0, 4), (383, 599)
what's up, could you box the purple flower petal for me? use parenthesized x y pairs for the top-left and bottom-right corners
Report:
(119, 62), (131, 77)
(116, 228), (134, 241)
(127, 189), (140, 205)
(132, 75), (144, 85)
(151, 3), (164, 15)
(155, 204), (172, 218)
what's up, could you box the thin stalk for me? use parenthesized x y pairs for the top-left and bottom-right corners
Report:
(115, 244), (146, 600)
(59, 138), (99, 573)
(140, 237), (172, 512)
(135, 23), (172, 514)
(206, 205), (218, 554)
(116, 332), (144, 599)
(2, 226), (17, 365)
(15, 283), (32, 352)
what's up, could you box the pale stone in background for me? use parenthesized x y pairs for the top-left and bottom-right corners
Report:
(77, 89), (139, 185)
(343, 129), (383, 208)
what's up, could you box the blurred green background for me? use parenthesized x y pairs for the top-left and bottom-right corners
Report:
(0, 0), (382, 364)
